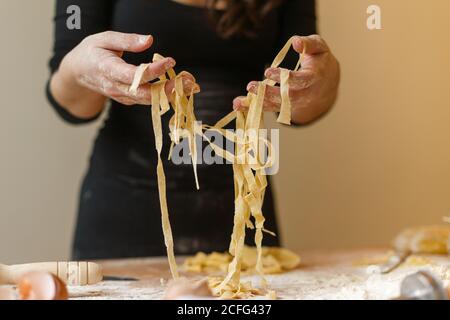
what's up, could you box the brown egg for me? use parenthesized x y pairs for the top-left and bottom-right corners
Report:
(18, 272), (68, 300)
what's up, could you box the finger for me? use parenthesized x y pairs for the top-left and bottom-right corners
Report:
(247, 82), (282, 107)
(233, 94), (280, 112)
(99, 56), (139, 84)
(101, 80), (144, 104)
(140, 57), (176, 84)
(292, 35), (329, 55)
(114, 97), (139, 106)
(247, 82), (312, 112)
(125, 74), (200, 105)
(91, 31), (153, 53)
(164, 73), (201, 98)
(264, 68), (315, 90)
(102, 56), (177, 86)
(233, 96), (248, 111)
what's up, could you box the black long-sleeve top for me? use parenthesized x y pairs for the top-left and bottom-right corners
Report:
(47, 0), (317, 259)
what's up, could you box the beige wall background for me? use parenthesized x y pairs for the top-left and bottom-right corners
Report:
(1, 0), (449, 264)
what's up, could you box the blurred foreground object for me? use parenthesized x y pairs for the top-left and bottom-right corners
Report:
(0, 272), (68, 300)
(0, 261), (102, 286)
(18, 272), (68, 300)
(0, 287), (17, 300)
(395, 270), (448, 300)
(377, 225), (450, 274)
(394, 225), (450, 254)
(164, 278), (213, 300)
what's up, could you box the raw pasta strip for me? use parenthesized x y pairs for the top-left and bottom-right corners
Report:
(186, 89), (200, 190)
(273, 37), (306, 125)
(131, 63), (179, 278)
(170, 73), (200, 190)
(214, 163), (247, 295)
(152, 54), (200, 188)
(130, 56), (202, 280)
(151, 82), (179, 279)
(278, 69), (292, 125)
(129, 63), (150, 94)
(159, 55), (200, 190)
(277, 42), (306, 125)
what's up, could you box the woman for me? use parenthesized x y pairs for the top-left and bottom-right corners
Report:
(47, 0), (340, 260)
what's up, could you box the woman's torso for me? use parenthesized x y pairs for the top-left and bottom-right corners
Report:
(72, 0), (312, 258)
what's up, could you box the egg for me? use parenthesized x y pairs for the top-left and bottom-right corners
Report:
(18, 272), (68, 300)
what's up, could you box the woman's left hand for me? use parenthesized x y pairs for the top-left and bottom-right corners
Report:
(233, 35), (340, 125)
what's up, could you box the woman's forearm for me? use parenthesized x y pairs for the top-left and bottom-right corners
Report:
(49, 67), (106, 120)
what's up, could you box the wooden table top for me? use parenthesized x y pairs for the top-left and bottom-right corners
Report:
(68, 249), (450, 300)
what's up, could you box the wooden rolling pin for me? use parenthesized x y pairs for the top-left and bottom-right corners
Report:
(0, 262), (103, 286)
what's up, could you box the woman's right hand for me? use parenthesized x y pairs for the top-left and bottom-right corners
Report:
(51, 31), (198, 118)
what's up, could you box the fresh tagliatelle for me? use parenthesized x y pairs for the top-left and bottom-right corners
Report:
(129, 36), (304, 298)
(130, 54), (201, 279)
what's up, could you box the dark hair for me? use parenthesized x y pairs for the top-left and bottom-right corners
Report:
(207, 0), (284, 38)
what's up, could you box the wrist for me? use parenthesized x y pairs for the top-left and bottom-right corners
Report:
(55, 55), (80, 89)
(50, 63), (106, 119)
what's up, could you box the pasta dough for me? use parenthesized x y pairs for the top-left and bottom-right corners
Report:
(184, 246), (301, 275)
(129, 37), (304, 298)
(393, 225), (450, 254)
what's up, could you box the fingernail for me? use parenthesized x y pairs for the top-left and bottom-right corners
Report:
(165, 58), (176, 68)
(265, 68), (274, 77)
(183, 79), (194, 88)
(179, 71), (196, 82)
(139, 35), (152, 45)
(233, 98), (241, 109)
(247, 82), (257, 91)
(293, 36), (303, 49)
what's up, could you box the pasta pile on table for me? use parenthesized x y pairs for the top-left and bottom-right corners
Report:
(129, 37), (304, 298)
(184, 246), (301, 275)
